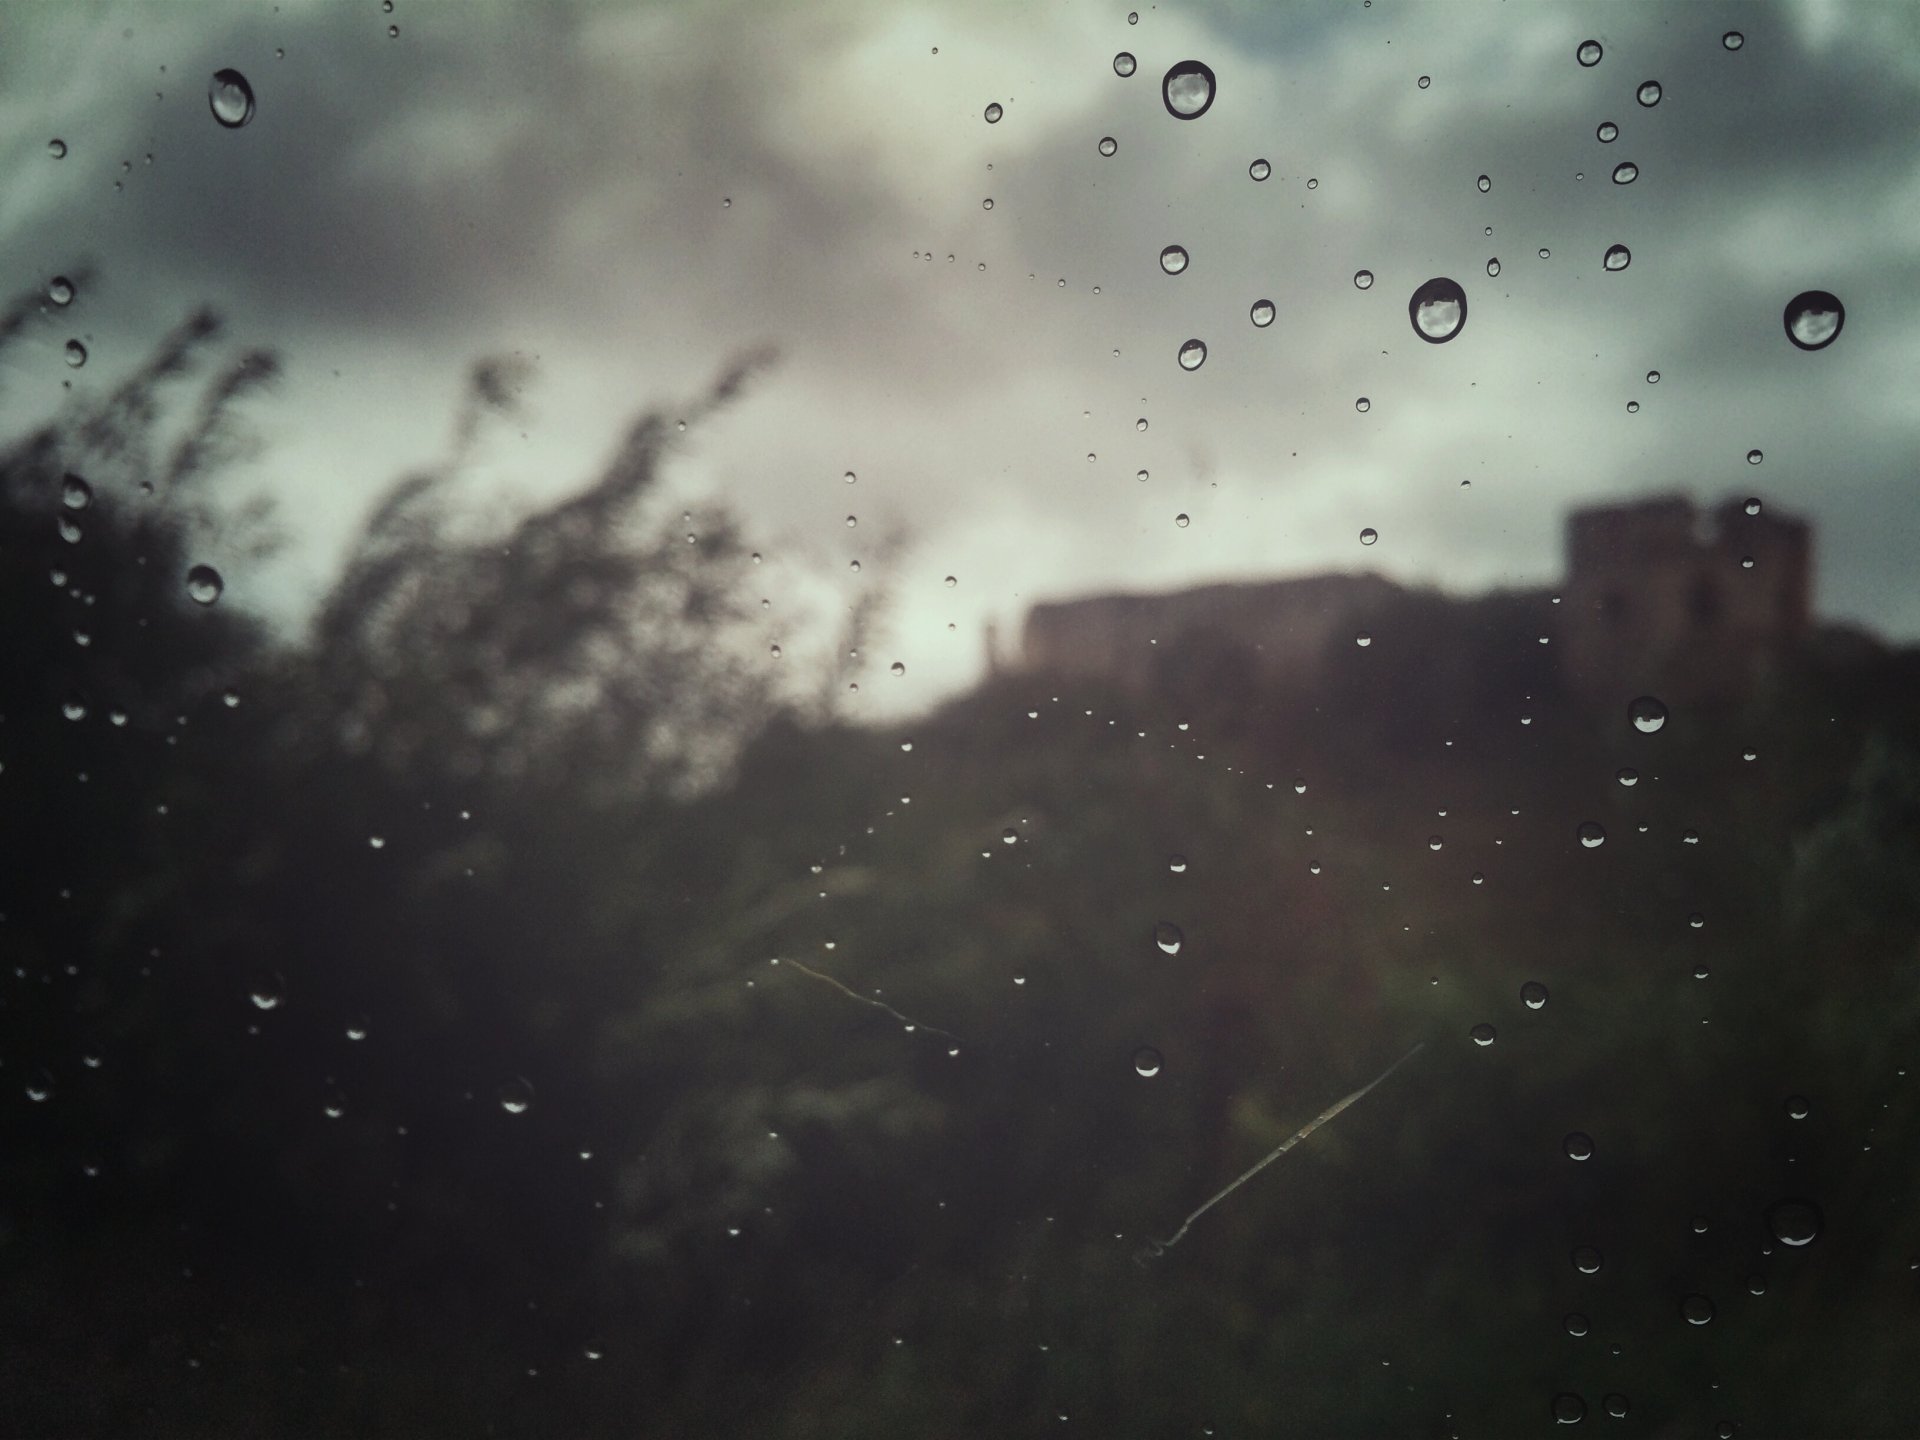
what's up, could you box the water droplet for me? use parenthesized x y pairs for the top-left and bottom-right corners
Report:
(61, 474), (92, 510)
(1359, 527), (1378, 546)
(185, 564), (224, 605)
(1470, 1022), (1497, 1047)
(1354, 632), (1372, 647)
(499, 1077), (534, 1114)
(1521, 981), (1549, 1010)
(1603, 243), (1631, 271)
(1577, 39), (1603, 67)
(1636, 80), (1662, 107)
(1604, 1395), (1629, 1419)
(47, 275), (75, 306)
(1783, 287), (1849, 353)
(1174, 513), (1190, 528)
(1564, 1131), (1594, 1161)
(1128, 10), (1139, 22)
(1626, 400), (1639, 413)
(1616, 767), (1639, 787)
(1680, 1293), (1715, 1325)
(64, 339), (87, 368)
(1597, 120), (1619, 142)
(1628, 695), (1667, 733)
(1611, 161), (1638, 185)
(1161, 60), (1215, 119)
(1784, 1094), (1810, 1119)
(1098, 135), (1117, 156)
(1168, 855), (1187, 873)
(1418, 75), (1431, 89)
(1353, 270), (1375, 291)
(984, 102), (1003, 123)
(1572, 1246), (1603, 1274)
(25, 1069), (56, 1103)
(208, 68), (255, 128)
(1113, 52), (1136, 77)
(1249, 158), (1270, 181)
(1159, 244), (1189, 275)
(1564, 1313), (1590, 1336)
(1408, 277), (1467, 343)
(248, 975), (284, 1010)
(1552, 1393), (1587, 1425)
(1742, 448), (1765, 467)
(1486, 257), (1501, 277)
(1177, 339), (1207, 371)
(1001, 827), (1018, 846)
(1767, 1198), (1822, 1247)
(1154, 921), (1184, 955)
(322, 1089), (347, 1119)
(1134, 1047), (1163, 1078)
(48, 137), (67, 158)
(1578, 821), (1606, 848)
(1356, 395), (1375, 414)
(981, 197), (993, 210)
(1249, 299), (1275, 327)
(1477, 173), (1491, 193)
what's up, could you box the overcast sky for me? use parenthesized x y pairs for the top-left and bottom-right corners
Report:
(3, 0), (1916, 715)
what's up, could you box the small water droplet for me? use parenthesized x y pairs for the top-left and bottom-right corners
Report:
(1408, 277), (1467, 342)
(64, 339), (88, 368)
(208, 68), (255, 128)
(1616, 767), (1639, 787)
(1098, 135), (1117, 156)
(1174, 513), (1190, 528)
(1113, 52), (1136, 77)
(1628, 695), (1668, 733)
(1784, 1094), (1810, 1120)
(1177, 338), (1207, 370)
(1564, 1313), (1590, 1336)
(1359, 527), (1378, 546)
(1578, 821), (1606, 848)
(1249, 158), (1270, 181)
(248, 975), (284, 1011)
(984, 102), (1003, 123)
(1161, 60), (1215, 119)
(1767, 1198), (1822, 1247)
(1604, 1395), (1629, 1420)
(1564, 1131), (1594, 1161)
(1572, 1245), (1603, 1274)
(1681, 1293), (1715, 1325)
(1723, 30), (1745, 50)
(1597, 120), (1619, 142)
(1471, 1022), (1497, 1047)
(1486, 257), (1501, 277)
(981, 197), (993, 210)
(1604, 243), (1631, 271)
(1159, 244), (1189, 275)
(1611, 161), (1638, 185)
(1552, 1393), (1587, 1425)
(185, 564), (224, 605)
(1476, 173), (1490, 192)
(61, 474), (92, 510)
(48, 137), (67, 158)
(1154, 921), (1184, 955)
(1577, 39), (1603, 67)
(499, 1077), (534, 1114)
(47, 275), (75, 306)
(1521, 981), (1549, 1010)
(1134, 1047), (1163, 1077)
(1168, 855), (1187, 873)
(1636, 80), (1662, 107)
(1249, 299), (1275, 327)
(1354, 631), (1372, 647)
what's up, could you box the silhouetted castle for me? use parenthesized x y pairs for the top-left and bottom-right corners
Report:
(1016, 495), (1813, 708)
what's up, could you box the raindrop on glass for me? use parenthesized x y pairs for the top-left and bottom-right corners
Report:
(1636, 80), (1662, 106)
(1359, 527), (1378, 546)
(48, 138), (67, 158)
(1098, 136), (1117, 156)
(1477, 173), (1490, 193)
(1553, 1393), (1587, 1425)
(47, 275), (75, 306)
(1628, 695), (1667, 733)
(1784, 290), (1844, 349)
(1572, 1246), (1603, 1274)
(984, 102), (1003, 123)
(1564, 1131), (1594, 1161)
(1603, 243), (1631, 271)
(1784, 1094), (1810, 1120)
(1486, 257), (1501, 277)
(64, 339), (87, 368)
(1597, 120), (1618, 142)
(1354, 269), (1375, 290)
(1577, 821), (1606, 848)
(185, 564), (224, 606)
(1249, 158), (1270, 181)
(208, 68), (255, 128)
(25, 1069), (56, 1103)
(1612, 162), (1638, 185)
(1767, 1198), (1822, 1247)
(1576, 39), (1602, 67)
(1113, 52), (1136, 77)
(1646, 369), (1661, 383)
(1616, 767), (1639, 787)
(1355, 396), (1371, 413)
(1161, 60), (1215, 119)
(1174, 513), (1190, 528)
(1408, 277), (1467, 342)
(1723, 30), (1745, 50)
(1159, 244), (1189, 275)
(1521, 981), (1549, 1010)
(1604, 1395), (1629, 1419)
(248, 975), (284, 1011)
(1681, 1293), (1715, 1325)
(1134, 1047), (1163, 1078)
(1471, 1022), (1497, 1047)
(1154, 921), (1184, 955)
(1354, 632), (1372, 647)
(1249, 299), (1275, 327)
(1177, 339), (1207, 371)
(499, 1077), (534, 1114)
(61, 474), (92, 510)
(1417, 75), (1431, 89)
(1564, 1313), (1590, 1336)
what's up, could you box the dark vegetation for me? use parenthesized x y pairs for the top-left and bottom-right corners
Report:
(5, 299), (1920, 1437)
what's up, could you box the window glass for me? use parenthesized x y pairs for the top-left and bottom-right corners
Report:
(5, 4), (1917, 1436)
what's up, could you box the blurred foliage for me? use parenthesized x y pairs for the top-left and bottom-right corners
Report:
(4, 299), (1920, 1438)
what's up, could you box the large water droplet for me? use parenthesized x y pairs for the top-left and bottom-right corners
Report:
(185, 564), (224, 606)
(1521, 981), (1549, 1010)
(47, 275), (75, 306)
(1577, 821), (1606, 848)
(1354, 269), (1374, 290)
(984, 102), (1003, 124)
(1168, 855), (1188, 873)
(1098, 135), (1117, 156)
(1597, 120), (1619, 142)
(61, 474), (92, 510)
(1553, 1393), (1587, 1425)
(1680, 1293), (1715, 1325)
(1154, 921), (1184, 955)
(1628, 695), (1668, 733)
(1611, 161), (1638, 185)
(1161, 60), (1216, 119)
(1477, 174), (1491, 193)
(1249, 299), (1275, 327)
(1783, 290), (1844, 350)
(499, 1077), (535, 1114)
(1486, 257), (1501, 277)
(1359, 527), (1378, 546)
(1134, 1047), (1163, 1078)
(1784, 1094), (1810, 1120)
(1471, 1022), (1497, 1047)
(1723, 30), (1745, 50)
(1113, 52), (1137, 77)
(1355, 396), (1371, 413)
(1408, 277), (1467, 342)
(1603, 243), (1631, 271)
(1565, 1313), (1590, 1336)
(64, 339), (87, 368)
(1564, 1131), (1595, 1161)
(1177, 339), (1207, 371)
(1577, 39), (1603, 66)
(1604, 1395), (1629, 1419)
(1572, 1245), (1603, 1274)
(1636, 80), (1662, 107)
(1249, 158), (1270, 181)
(1159, 244), (1189, 275)
(208, 69), (256, 128)
(1767, 1198), (1822, 1247)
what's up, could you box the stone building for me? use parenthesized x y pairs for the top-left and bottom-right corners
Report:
(1015, 495), (1812, 708)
